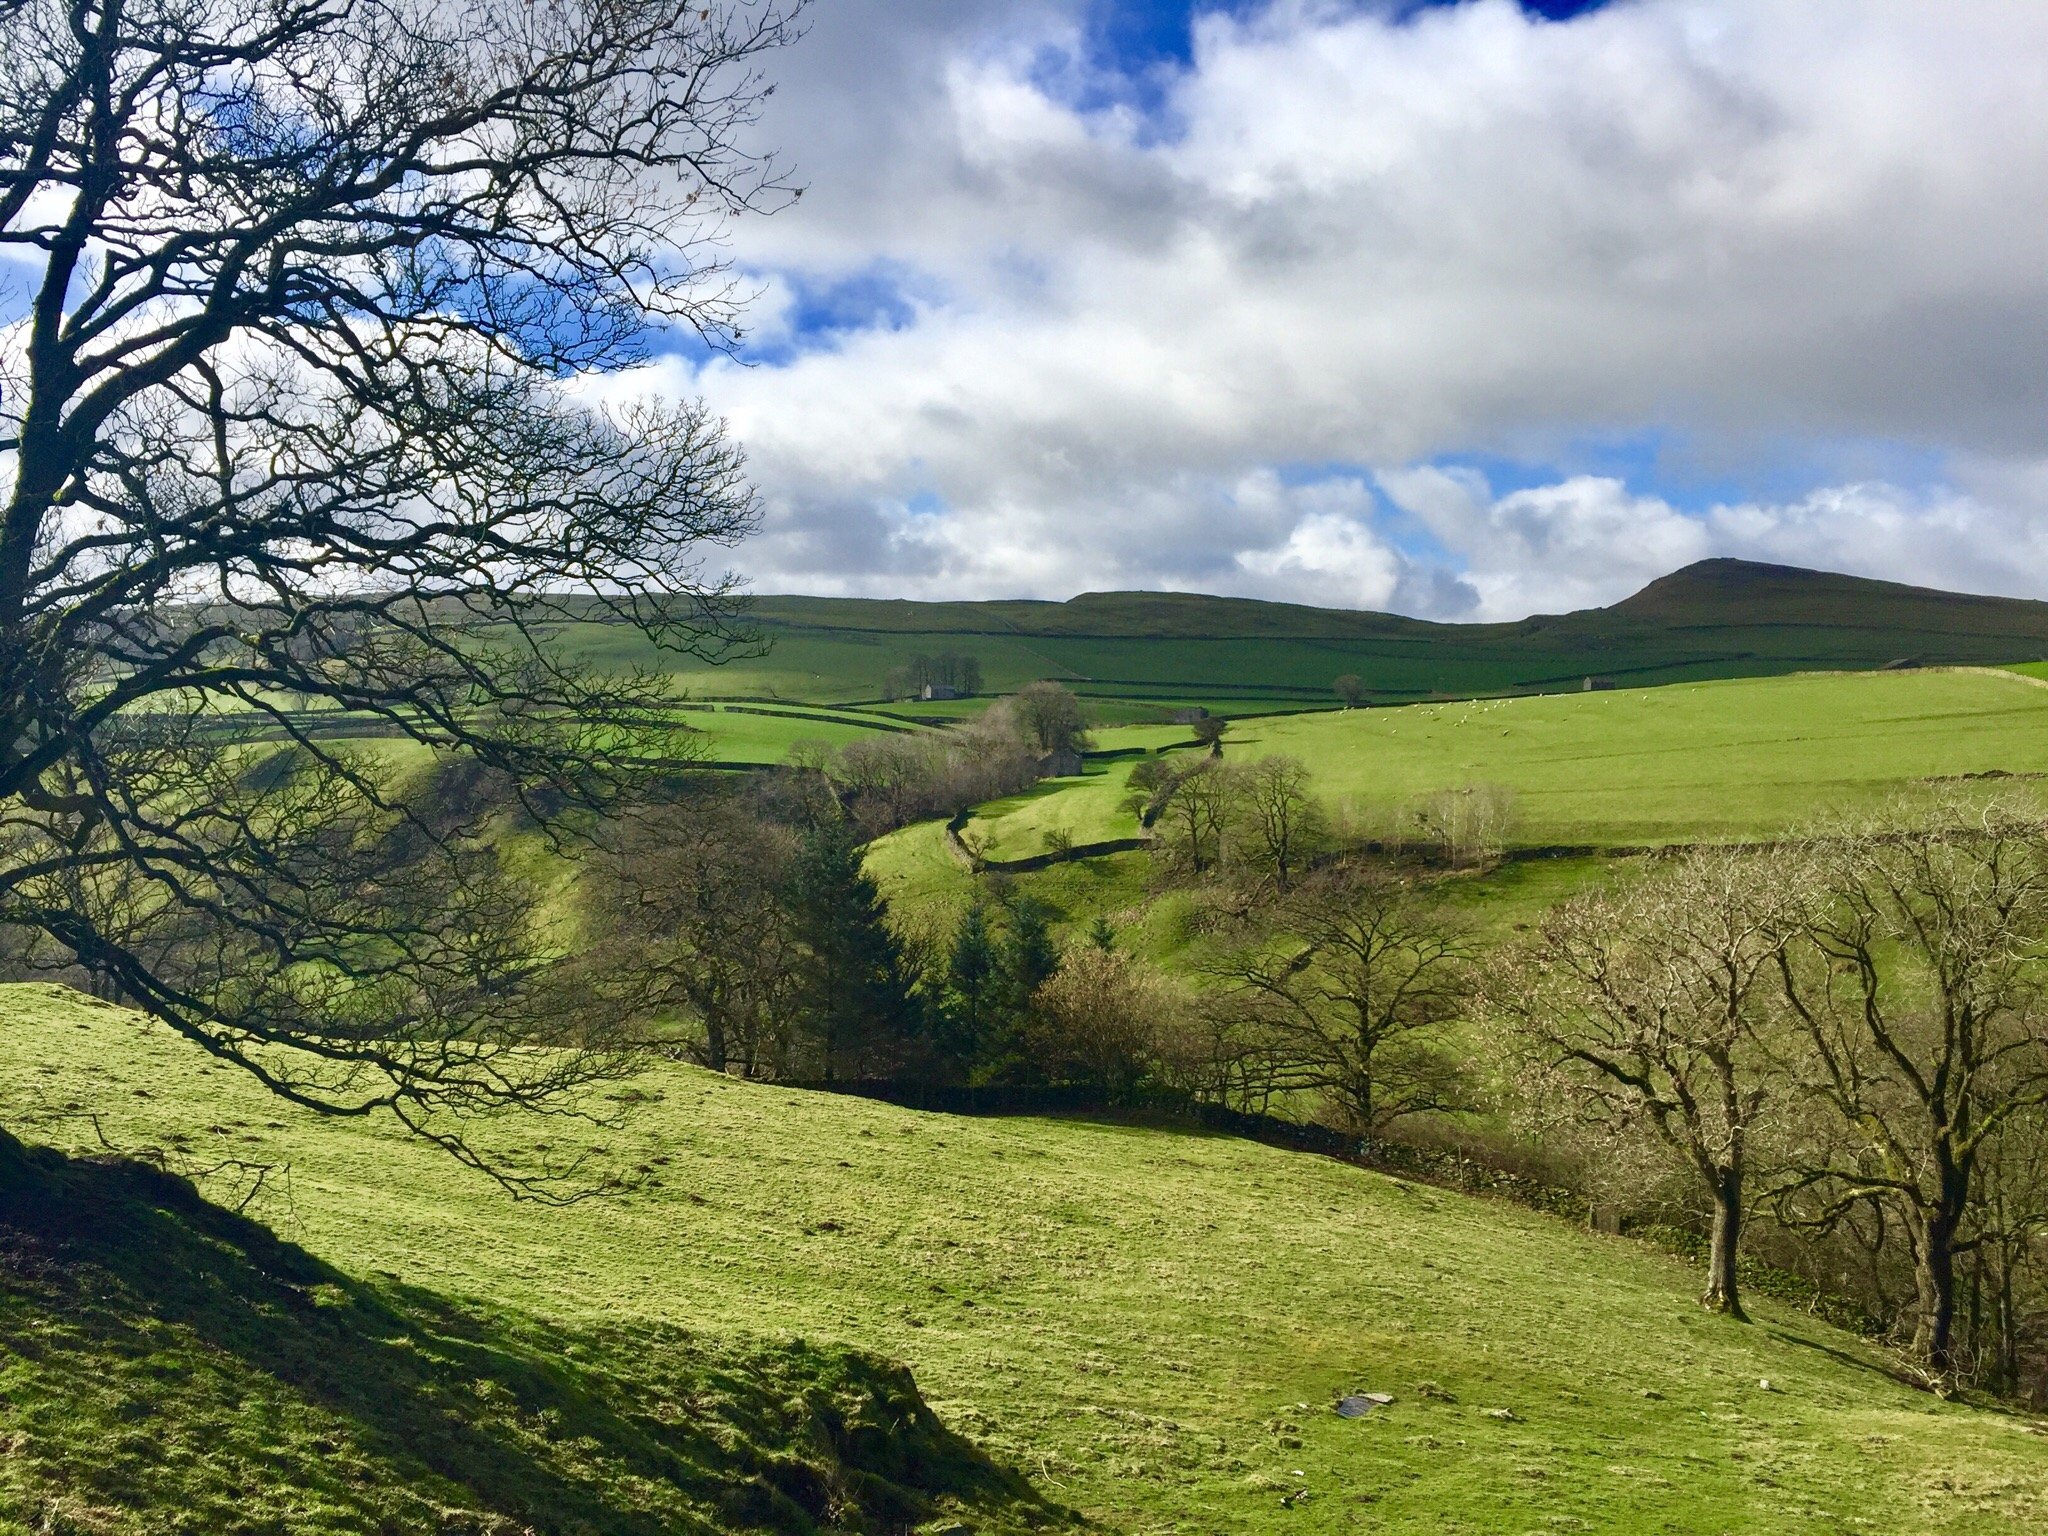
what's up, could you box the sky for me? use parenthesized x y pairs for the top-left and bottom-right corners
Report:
(627, 0), (2048, 620)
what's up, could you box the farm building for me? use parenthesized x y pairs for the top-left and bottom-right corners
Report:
(1169, 706), (1209, 724)
(921, 683), (963, 701)
(1036, 747), (1085, 778)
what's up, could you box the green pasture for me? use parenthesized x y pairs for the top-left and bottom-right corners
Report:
(871, 668), (2048, 976)
(4, 984), (2045, 1534)
(1232, 668), (2048, 848)
(308, 705), (902, 770)
(960, 763), (1145, 862)
(669, 705), (912, 764)
(966, 650), (2016, 872)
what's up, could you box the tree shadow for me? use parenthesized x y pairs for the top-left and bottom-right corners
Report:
(0, 1130), (1071, 1534)
(1763, 1325), (1931, 1395)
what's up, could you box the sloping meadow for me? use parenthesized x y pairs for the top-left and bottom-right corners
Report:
(2, 985), (2044, 1533)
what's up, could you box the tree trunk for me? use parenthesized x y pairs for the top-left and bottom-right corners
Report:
(1910, 1207), (1960, 1375)
(1996, 1250), (2017, 1394)
(1701, 1163), (1747, 1320)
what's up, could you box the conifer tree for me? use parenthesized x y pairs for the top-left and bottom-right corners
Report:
(1003, 900), (1063, 1011)
(939, 904), (1001, 1069)
(783, 821), (921, 1082)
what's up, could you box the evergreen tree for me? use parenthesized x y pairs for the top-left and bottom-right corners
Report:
(938, 903), (1001, 1069)
(967, 898), (1064, 1084)
(1003, 898), (1062, 1006)
(783, 820), (921, 1082)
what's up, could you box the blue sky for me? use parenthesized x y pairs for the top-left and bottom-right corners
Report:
(622, 0), (2048, 618)
(1088, 1), (1612, 70)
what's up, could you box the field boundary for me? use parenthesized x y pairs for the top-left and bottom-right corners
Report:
(943, 806), (1152, 872)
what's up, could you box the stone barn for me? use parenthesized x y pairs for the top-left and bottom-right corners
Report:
(1036, 747), (1085, 778)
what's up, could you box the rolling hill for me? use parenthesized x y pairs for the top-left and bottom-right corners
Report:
(557, 559), (2048, 715)
(915, 666), (2048, 867)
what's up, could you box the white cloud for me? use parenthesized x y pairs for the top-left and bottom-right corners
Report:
(653, 0), (2048, 613)
(1379, 467), (1711, 618)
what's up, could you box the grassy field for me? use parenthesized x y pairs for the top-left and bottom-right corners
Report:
(670, 704), (916, 764)
(1230, 668), (2048, 847)
(299, 702), (910, 771)
(950, 671), (2048, 868)
(918, 669), (2048, 866)
(2, 984), (2044, 1534)
(868, 667), (2048, 982)
(961, 763), (1147, 861)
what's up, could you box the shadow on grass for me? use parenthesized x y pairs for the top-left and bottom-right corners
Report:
(1763, 1325), (1932, 1396)
(0, 1130), (1071, 1535)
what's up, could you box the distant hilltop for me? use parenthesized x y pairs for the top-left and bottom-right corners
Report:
(739, 559), (2048, 646)
(1608, 559), (2048, 637)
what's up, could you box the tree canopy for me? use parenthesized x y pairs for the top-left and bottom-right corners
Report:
(0, 0), (798, 1178)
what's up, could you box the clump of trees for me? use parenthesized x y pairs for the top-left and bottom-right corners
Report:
(1208, 872), (1474, 1145)
(1412, 785), (1517, 868)
(1024, 944), (1187, 1105)
(1009, 681), (1093, 756)
(813, 723), (1039, 839)
(1492, 797), (2048, 1391)
(886, 652), (983, 700)
(588, 787), (925, 1084)
(1129, 755), (1329, 888)
(793, 682), (1098, 840)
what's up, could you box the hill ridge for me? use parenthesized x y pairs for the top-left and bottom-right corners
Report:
(740, 560), (2048, 642)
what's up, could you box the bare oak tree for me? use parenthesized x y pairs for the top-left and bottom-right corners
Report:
(1211, 869), (1471, 1143)
(1768, 799), (2048, 1375)
(0, 0), (796, 1180)
(1499, 849), (1800, 1319)
(586, 792), (800, 1078)
(1236, 755), (1326, 891)
(1152, 758), (1234, 877)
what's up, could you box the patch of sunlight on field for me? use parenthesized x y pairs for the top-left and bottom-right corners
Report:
(1229, 668), (2048, 847)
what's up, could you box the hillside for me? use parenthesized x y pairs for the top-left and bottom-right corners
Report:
(552, 560), (2048, 714)
(902, 667), (2048, 882)
(1611, 559), (2048, 639)
(2, 984), (2044, 1534)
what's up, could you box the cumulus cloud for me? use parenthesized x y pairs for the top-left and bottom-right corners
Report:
(1378, 467), (1711, 618)
(652, 0), (2048, 614)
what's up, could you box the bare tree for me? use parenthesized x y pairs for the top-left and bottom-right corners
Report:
(1414, 784), (1516, 868)
(1768, 798), (2048, 1375)
(1008, 681), (1091, 755)
(1024, 944), (1178, 1104)
(1188, 716), (1229, 757)
(1237, 755), (1326, 890)
(1210, 870), (1471, 1143)
(1497, 849), (1801, 1319)
(586, 792), (800, 1078)
(1963, 1106), (2048, 1394)
(0, 0), (797, 1177)
(1153, 758), (1236, 877)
